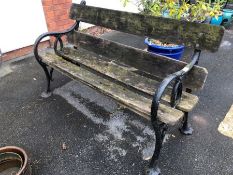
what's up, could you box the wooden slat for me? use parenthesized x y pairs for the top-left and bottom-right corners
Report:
(68, 31), (208, 91)
(41, 50), (184, 125)
(62, 46), (199, 112)
(69, 3), (224, 52)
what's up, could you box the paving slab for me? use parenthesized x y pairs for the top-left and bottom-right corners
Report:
(0, 29), (233, 175)
(218, 104), (233, 139)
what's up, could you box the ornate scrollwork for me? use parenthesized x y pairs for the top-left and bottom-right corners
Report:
(170, 78), (183, 108)
(149, 49), (201, 174)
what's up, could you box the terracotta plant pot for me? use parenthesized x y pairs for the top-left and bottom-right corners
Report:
(0, 146), (31, 175)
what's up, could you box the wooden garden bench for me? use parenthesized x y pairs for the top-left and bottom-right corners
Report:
(34, 2), (224, 175)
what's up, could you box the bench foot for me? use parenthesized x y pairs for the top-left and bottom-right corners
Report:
(180, 124), (193, 135)
(41, 91), (52, 98)
(180, 112), (193, 135)
(145, 167), (161, 175)
(148, 121), (167, 175)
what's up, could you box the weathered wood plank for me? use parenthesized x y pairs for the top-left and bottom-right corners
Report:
(62, 46), (199, 112)
(69, 3), (224, 52)
(41, 50), (184, 125)
(68, 31), (208, 91)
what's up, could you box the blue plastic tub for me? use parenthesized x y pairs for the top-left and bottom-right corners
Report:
(210, 15), (223, 26)
(144, 38), (184, 60)
(222, 9), (233, 28)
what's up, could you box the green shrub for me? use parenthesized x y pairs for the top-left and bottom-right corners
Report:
(122, 0), (225, 21)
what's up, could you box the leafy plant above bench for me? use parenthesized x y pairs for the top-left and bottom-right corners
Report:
(122, 0), (224, 22)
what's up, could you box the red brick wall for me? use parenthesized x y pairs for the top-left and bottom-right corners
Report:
(1, 41), (50, 62)
(42, 0), (74, 33)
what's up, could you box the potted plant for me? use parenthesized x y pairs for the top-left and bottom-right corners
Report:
(210, 0), (233, 27)
(144, 38), (185, 60)
(122, 0), (224, 60)
(221, 8), (233, 27)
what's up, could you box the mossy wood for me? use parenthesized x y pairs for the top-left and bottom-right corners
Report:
(69, 4), (224, 52)
(68, 31), (208, 91)
(41, 50), (184, 125)
(61, 46), (199, 112)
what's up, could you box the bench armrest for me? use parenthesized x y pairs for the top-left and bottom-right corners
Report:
(151, 50), (201, 123)
(33, 21), (79, 64)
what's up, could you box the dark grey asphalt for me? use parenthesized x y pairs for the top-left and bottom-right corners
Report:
(0, 30), (233, 175)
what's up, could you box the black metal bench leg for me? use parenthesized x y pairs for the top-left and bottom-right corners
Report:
(179, 112), (193, 135)
(41, 65), (53, 98)
(179, 88), (194, 135)
(146, 121), (167, 175)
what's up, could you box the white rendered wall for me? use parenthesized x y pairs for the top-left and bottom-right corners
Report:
(72, 0), (139, 29)
(0, 0), (48, 53)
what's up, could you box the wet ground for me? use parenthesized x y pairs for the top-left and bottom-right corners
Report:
(0, 30), (233, 175)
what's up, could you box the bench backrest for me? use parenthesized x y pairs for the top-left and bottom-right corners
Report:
(68, 3), (224, 91)
(69, 4), (224, 52)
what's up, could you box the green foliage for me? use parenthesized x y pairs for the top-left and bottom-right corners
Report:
(121, 0), (225, 22)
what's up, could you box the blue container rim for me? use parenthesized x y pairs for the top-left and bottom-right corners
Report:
(152, 50), (184, 56)
(144, 38), (184, 50)
(223, 9), (233, 13)
(148, 49), (184, 60)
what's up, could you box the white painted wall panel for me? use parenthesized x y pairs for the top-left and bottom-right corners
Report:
(72, 0), (138, 12)
(0, 0), (48, 53)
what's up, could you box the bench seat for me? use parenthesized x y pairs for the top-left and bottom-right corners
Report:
(62, 46), (199, 112)
(41, 46), (200, 125)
